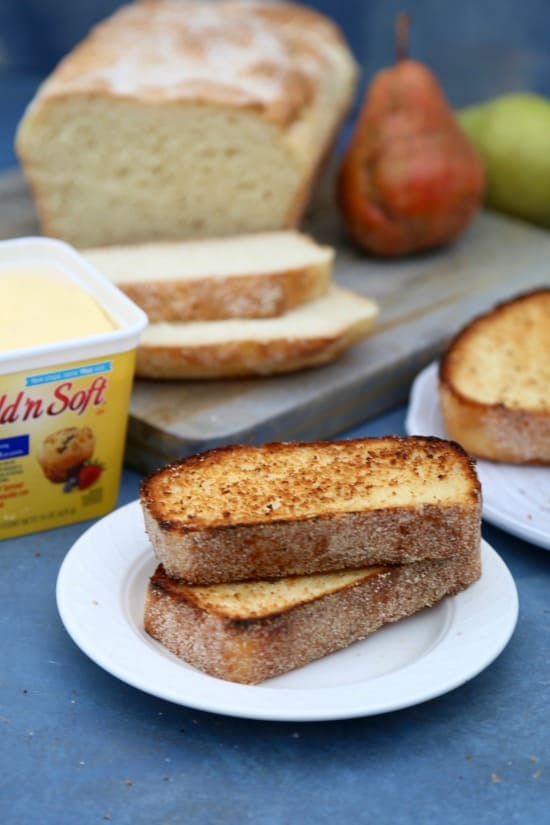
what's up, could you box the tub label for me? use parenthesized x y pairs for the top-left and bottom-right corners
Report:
(0, 350), (135, 539)
(0, 376), (109, 424)
(25, 360), (112, 386)
(0, 435), (30, 460)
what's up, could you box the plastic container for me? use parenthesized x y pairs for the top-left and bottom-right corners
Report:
(0, 237), (147, 539)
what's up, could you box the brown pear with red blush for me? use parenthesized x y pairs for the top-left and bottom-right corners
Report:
(338, 14), (485, 257)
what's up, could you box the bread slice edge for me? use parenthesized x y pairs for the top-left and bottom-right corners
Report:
(82, 232), (334, 322)
(135, 285), (378, 379)
(144, 547), (481, 684)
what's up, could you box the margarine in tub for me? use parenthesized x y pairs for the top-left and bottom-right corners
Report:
(0, 237), (147, 539)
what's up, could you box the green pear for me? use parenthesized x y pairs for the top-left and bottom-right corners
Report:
(458, 93), (550, 228)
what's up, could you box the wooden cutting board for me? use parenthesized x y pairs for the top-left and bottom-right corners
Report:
(2, 169), (549, 473)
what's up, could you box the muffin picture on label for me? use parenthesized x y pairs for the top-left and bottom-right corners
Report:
(37, 426), (98, 487)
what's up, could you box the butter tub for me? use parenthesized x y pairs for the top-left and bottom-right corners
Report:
(0, 237), (147, 539)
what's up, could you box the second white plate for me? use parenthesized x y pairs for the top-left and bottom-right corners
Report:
(56, 500), (518, 722)
(406, 362), (550, 550)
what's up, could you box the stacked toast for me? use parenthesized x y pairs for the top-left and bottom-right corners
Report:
(141, 435), (482, 684)
(83, 231), (378, 379)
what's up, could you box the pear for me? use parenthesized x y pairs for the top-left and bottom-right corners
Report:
(458, 93), (550, 228)
(338, 15), (485, 257)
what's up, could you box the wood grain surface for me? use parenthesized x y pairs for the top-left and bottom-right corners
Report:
(3, 170), (550, 473)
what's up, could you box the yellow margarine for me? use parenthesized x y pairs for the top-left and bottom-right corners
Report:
(0, 263), (117, 351)
(0, 240), (147, 539)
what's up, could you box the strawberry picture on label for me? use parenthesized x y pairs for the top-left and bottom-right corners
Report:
(62, 460), (104, 493)
(77, 462), (103, 490)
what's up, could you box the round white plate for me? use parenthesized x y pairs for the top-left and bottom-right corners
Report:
(406, 362), (550, 550)
(56, 500), (518, 722)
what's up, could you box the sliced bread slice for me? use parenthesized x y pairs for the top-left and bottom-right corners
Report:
(82, 231), (333, 322)
(144, 547), (481, 684)
(439, 288), (550, 463)
(140, 435), (481, 585)
(134, 285), (378, 378)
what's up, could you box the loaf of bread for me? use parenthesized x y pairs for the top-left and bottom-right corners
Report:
(144, 546), (481, 684)
(141, 435), (482, 585)
(134, 285), (378, 378)
(82, 231), (333, 322)
(16, 1), (358, 248)
(439, 288), (550, 463)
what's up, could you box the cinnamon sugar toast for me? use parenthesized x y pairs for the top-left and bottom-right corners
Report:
(144, 547), (481, 684)
(140, 436), (481, 585)
(439, 288), (550, 463)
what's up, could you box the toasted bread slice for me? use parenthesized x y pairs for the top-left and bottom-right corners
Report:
(140, 435), (481, 585)
(144, 547), (481, 684)
(439, 288), (550, 463)
(135, 285), (378, 379)
(82, 231), (333, 322)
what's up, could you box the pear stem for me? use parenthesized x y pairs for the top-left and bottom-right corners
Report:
(395, 13), (410, 62)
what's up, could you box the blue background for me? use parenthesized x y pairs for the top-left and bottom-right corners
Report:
(3, 0), (550, 100)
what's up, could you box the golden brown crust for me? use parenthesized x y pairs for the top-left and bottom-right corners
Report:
(15, 2), (357, 247)
(134, 286), (378, 379)
(149, 562), (391, 619)
(26, 1), (353, 128)
(112, 262), (331, 322)
(140, 436), (482, 584)
(144, 547), (481, 684)
(439, 288), (550, 463)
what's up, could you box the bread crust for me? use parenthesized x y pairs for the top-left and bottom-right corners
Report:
(82, 232), (335, 323)
(122, 265), (327, 321)
(439, 288), (550, 463)
(144, 548), (481, 684)
(439, 383), (550, 464)
(135, 325), (372, 379)
(140, 436), (482, 584)
(23, 1), (354, 127)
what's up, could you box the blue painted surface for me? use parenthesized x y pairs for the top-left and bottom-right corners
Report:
(1, 405), (549, 825)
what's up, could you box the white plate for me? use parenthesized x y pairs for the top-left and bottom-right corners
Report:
(56, 500), (518, 722)
(406, 362), (550, 550)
